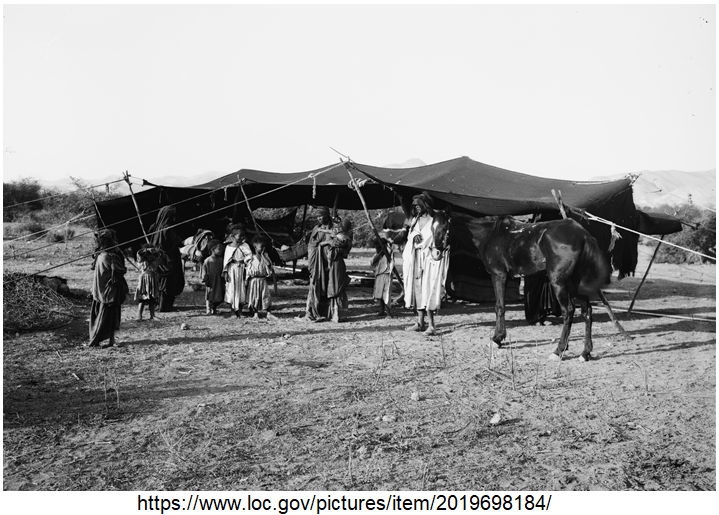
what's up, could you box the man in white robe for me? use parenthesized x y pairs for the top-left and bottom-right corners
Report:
(401, 192), (450, 335)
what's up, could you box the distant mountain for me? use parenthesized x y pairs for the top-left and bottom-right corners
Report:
(591, 169), (716, 209)
(36, 171), (226, 196)
(385, 158), (427, 169)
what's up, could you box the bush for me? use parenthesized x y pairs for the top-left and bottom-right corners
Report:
(3, 178), (43, 222)
(643, 202), (717, 264)
(40, 176), (122, 228)
(46, 227), (76, 243)
(13, 216), (47, 239)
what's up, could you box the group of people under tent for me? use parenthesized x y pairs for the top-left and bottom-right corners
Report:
(86, 192), (456, 347)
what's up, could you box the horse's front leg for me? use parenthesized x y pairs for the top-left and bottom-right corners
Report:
(577, 295), (593, 361)
(491, 273), (508, 345)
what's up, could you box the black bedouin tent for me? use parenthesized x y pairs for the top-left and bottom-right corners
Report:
(95, 156), (680, 302)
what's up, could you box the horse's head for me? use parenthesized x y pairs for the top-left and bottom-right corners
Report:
(430, 206), (452, 260)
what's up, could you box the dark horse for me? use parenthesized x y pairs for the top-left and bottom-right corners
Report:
(432, 214), (610, 361)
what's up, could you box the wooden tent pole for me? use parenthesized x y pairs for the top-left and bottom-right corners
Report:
(627, 236), (664, 315)
(344, 164), (404, 297)
(93, 200), (108, 229)
(332, 191), (341, 219)
(124, 171), (150, 244)
(551, 189), (631, 341)
(238, 178), (259, 232)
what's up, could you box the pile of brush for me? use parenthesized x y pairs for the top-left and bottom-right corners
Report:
(3, 271), (74, 334)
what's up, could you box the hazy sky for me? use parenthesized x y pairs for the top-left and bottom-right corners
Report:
(3, 4), (716, 185)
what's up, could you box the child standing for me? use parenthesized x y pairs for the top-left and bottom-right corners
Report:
(246, 235), (276, 320)
(223, 224), (253, 318)
(135, 243), (162, 321)
(202, 239), (225, 315)
(370, 236), (394, 317)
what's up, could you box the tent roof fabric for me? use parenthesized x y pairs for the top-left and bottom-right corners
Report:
(352, 156), (632, 216)
(184, 156), (632, 216)
(636, 210), (684, 235)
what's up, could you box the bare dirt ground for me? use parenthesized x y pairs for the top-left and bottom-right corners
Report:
(3, 233), (716, 491)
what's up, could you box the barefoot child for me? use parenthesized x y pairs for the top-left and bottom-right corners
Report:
(246, 235), (276, 320)
(134, 243), (162, 320)
(202, 239), (225, 314)
(370, 236), (394, 317)
(223, 224), (253, 318)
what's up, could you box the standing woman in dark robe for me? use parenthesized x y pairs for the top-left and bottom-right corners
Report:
(149, 205), (185, 312)
(322, 217), (352, 323)
(302, 206), (333, 321)
(89, 229), (128, 347)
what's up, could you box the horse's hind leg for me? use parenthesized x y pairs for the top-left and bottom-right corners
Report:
(549, 284), (575, 360)
(578, 295), (593, 361)
(491, 273), (508, 345)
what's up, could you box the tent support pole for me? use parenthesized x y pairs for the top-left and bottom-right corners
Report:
(332, 191), (341, 219)
(293, 204), (309, 275)
(344, 164), (404, 298)
(627, 236), (664, 315)
(239, 178), (259, 232)
(93, 200), (107, 229)
(124, 171), (150, 244)
(551, 188), (631, 341)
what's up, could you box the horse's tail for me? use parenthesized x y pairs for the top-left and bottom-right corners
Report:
(578, 234), (611, 295)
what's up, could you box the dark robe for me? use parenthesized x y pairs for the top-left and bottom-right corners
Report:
(149, 206), (185, 311)
(304, 224), (333, 320)
(202, 254), (225, 305)
(326, 239), (351, 322)
(89, 250), (127, 346)
(523, 273), (562, 325)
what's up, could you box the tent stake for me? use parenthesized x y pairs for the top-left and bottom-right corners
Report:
(124, 171), (150, 244)
(551, 188), (631, 341)
(627, 236), (664, 315)
(344, 163), (404, 298)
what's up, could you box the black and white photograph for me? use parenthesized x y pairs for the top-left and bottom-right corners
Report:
(3, 3), (715, 512)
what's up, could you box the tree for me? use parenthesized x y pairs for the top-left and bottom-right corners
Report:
(3, 178), (43, 222)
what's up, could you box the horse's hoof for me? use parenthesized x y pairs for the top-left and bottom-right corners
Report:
(579, 354), (592, 362)
(548, 353), (561, 362)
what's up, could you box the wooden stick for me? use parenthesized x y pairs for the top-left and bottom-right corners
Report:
(238, 177), (259, 232)
(551, 189), (567, 219)
(344, 163), (404, 297)
(124, 171), (150, 244)
(93, 200), (108, 229)
(627, 236), (664, 315)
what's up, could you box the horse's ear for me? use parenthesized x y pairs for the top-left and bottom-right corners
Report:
(444, 205), (452, 217)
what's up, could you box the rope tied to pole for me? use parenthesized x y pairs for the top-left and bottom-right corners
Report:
(584, 211), (716, 262)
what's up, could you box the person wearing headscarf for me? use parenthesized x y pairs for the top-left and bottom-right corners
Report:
(320, 216), (352, 322)
(301, 206), (334, 321)
(401, 191), (449, 335)
(149, 205), (185, 312)
(89, 229), (128, 347)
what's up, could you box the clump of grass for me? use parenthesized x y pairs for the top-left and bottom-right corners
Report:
(3, 271), (74, 334)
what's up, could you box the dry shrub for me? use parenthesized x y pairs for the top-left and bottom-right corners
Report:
(46, 227), (76, 243)
(3, 271), (74, 334)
